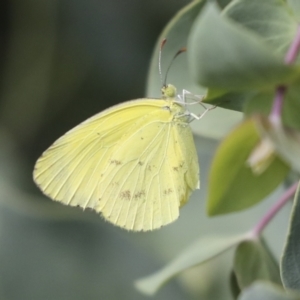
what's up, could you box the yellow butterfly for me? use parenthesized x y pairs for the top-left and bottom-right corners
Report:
(33, 40), (203, 231)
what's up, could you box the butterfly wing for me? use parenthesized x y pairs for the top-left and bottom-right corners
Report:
(169, 120), (200, 207)
(33, 99), (199, 231)
(96, 115), (199, 231)
(34, 99), (166, 203)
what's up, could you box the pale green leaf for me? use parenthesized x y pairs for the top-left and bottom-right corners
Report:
(224, 0), (298, 56)
(238, 282), (300, 300)
(281, 181), (300, 290)
(234, 239), (281, 289)
(204, 89), (254, 112)
(288, 0), (300, 20)
(146, 0), (206, 99)
(188, 2), (298, 90)
(135, 234), (246, 295)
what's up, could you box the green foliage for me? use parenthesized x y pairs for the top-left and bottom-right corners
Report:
(233, 239), (282, 289)
(238, 282), (300, 300)
(288, 0), (300, 20)
(224, 0), (298, 56)
(138, 0), (300, 299)
(5, 0), (299, 299)
(188, 2), (298, 91)
(207, 118), (289, 215)
(281, 182), (300, 290)
(146, 0), (242, 139)
(135, 234), (246, 295)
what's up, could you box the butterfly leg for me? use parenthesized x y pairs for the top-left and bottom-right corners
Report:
(176, 89), (217, 121)
(180, 90), (217, 120)
(189, 104), (217, 121)
(177, 89), (205, 106)
(179, 89), (205, 105)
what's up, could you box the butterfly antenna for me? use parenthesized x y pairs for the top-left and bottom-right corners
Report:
(163, 47), (187, 86)
(159, 38), (167, 86)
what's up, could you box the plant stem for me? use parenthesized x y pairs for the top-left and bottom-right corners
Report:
(269, 25), (300, 123)
(269, 85), (286, 124)
(251, 182), (298, 237)
(285, 25), (300, 65)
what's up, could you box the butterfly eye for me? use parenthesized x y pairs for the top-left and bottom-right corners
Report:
(161, 84), (177, 99)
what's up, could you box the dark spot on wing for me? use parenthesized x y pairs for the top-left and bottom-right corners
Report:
(110, 160), (122, 165)
(120, 190), (131, 200)
(173, 162), (185, 171)
(133, 190), (145, 199)
(138, 161), (143, 166)
(164, 188), (173, 195)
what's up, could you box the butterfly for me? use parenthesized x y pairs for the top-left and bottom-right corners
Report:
(33, 39), (207, 231)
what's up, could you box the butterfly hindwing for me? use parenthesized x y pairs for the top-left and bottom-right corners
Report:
(95, 116), (176, 230)
(94, 109), (199, 230)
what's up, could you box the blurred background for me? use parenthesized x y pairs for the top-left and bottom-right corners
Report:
(0, 0), (292, 299)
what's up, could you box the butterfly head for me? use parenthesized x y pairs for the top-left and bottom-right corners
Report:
(161, 84), (177, 99)
(158, 39), (184, 100)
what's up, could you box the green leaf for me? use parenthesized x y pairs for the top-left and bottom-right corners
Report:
(146, 0), (241, 139)
(244, 90), (274, 118)
(187, 2), (298, 90)
(216, 0), (233, 9)
(224, 0), (298, 56)
(135, 234), (246, 295)
(207, 119), (290, 215)
(230, 270), (241, 300)
(283, 84), (300, 130)
(255, 116), (300, 174)
(146, 0), (206, 99)
(234, 239), (282, 289)
(204, 89), (254, 112)
(238, 282), (300, 300)
(281, 181), (300, 290)
(288, 0), (300, 21)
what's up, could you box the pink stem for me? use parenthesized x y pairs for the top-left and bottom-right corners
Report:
(252, 182), (298, 237)
(285, 25), (300, 64)
(269, 25), (300, 121)
(269, 85), (286, 124)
